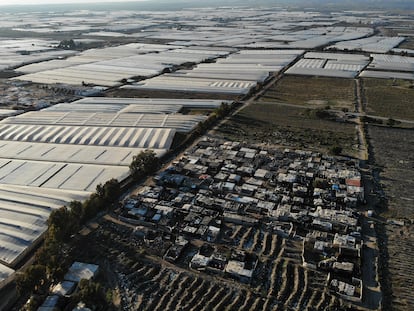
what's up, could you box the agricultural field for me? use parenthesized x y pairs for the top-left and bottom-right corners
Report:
(367, 125), (414, 311)
(71, 219), (346, 311)
(217, 102), (357, 156)
(363, 78), (414, 121)
(259, 76), (356, 110)
(382, 222), (414, 311)
(367, 125), (414, 217)
(397, 37), (414, 50)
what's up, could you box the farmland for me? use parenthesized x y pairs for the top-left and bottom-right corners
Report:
(258, 76), (356, 110)
(367, 125), (414, 311)
(0, 3), (413, 310)
(217, 102), (357, 156)
(71, 218), (344, 311)
(363, 78), (414, 121)
(367, 125), (414, 217)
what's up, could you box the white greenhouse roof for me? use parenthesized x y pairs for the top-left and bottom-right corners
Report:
(0, 124), (176, 149)
(45, 103), (183, 114)
(0, 264), (14, 285)
(0, 159), (129, 192)
(0, 184), (88, 266)
(123, 76), (257, 95)
(70, 98), (227, 108)
(327, 36), (405, 53)
(286, 52), (369, 78)
(359, 54), (414, 80)
(4, 111), (206, 133)
(359, 70), (414, 80)
(13, 44), (230, 87)
(0, 141), (165, 166)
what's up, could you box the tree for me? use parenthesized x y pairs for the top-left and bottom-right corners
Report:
(82, 193), (104, 221)
(129, 150), (159, 180)
(48, 207), (79, 242)
(16, 265), (46, 295)
(58, 39), (76, 49)
(330, 145), (342, 156)
(69, 200), (83, 222)
(214, 102), (231, 118)
(96, 178), (121, 203)
(71, 279), (108, 309)
(386, 118), (398, 127)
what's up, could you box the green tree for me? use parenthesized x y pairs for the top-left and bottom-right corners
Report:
(214, 102), (231, 118)
(69, 200), (83, 220)
(96, 178), (121, 203)
(48, 207), (79, 242)
(129, 150), (159, 180)
(16, 265), (46, 295)
(330, 145), (342, 156)
(58, 39), (76, 49)
(71, 279), (108, 309)
(386, 118), (398, 127)
(82, 193), (104, 221)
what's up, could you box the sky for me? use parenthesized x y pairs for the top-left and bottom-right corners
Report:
(0, 0), (148, 5)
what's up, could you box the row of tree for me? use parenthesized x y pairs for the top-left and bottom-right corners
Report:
(194, 102), (232, 136)
(16, 178), (120, 306)
(16, 150), (160, 310)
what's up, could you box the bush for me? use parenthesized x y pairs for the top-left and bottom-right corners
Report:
(386, 118), (400, 127)
(330, 145), (342, 156)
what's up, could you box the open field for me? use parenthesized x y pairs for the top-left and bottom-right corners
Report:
(363, 78), (414, 121)
(217, 102), (357, 156)
(368, 125), (414, 311)
(258, 76), (355, 110)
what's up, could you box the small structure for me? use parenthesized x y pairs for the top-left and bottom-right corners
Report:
(37, 295), (60, 311)
(225, 260), (254, 283)
(72, 302), (92, 311)
(64, 262), (99, 283)
(51, 280), (76, 297)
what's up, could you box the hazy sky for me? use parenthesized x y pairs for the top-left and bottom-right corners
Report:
(0, 0), (148, 5)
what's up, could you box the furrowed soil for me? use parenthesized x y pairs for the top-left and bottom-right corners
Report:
(368, 125), (414, 216)
(367, 125), (414, 311)
(70, 219), (347, 311)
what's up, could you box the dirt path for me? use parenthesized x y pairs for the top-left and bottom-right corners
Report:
(355, 78), (369, 161)
(360, 216), (382, 310)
